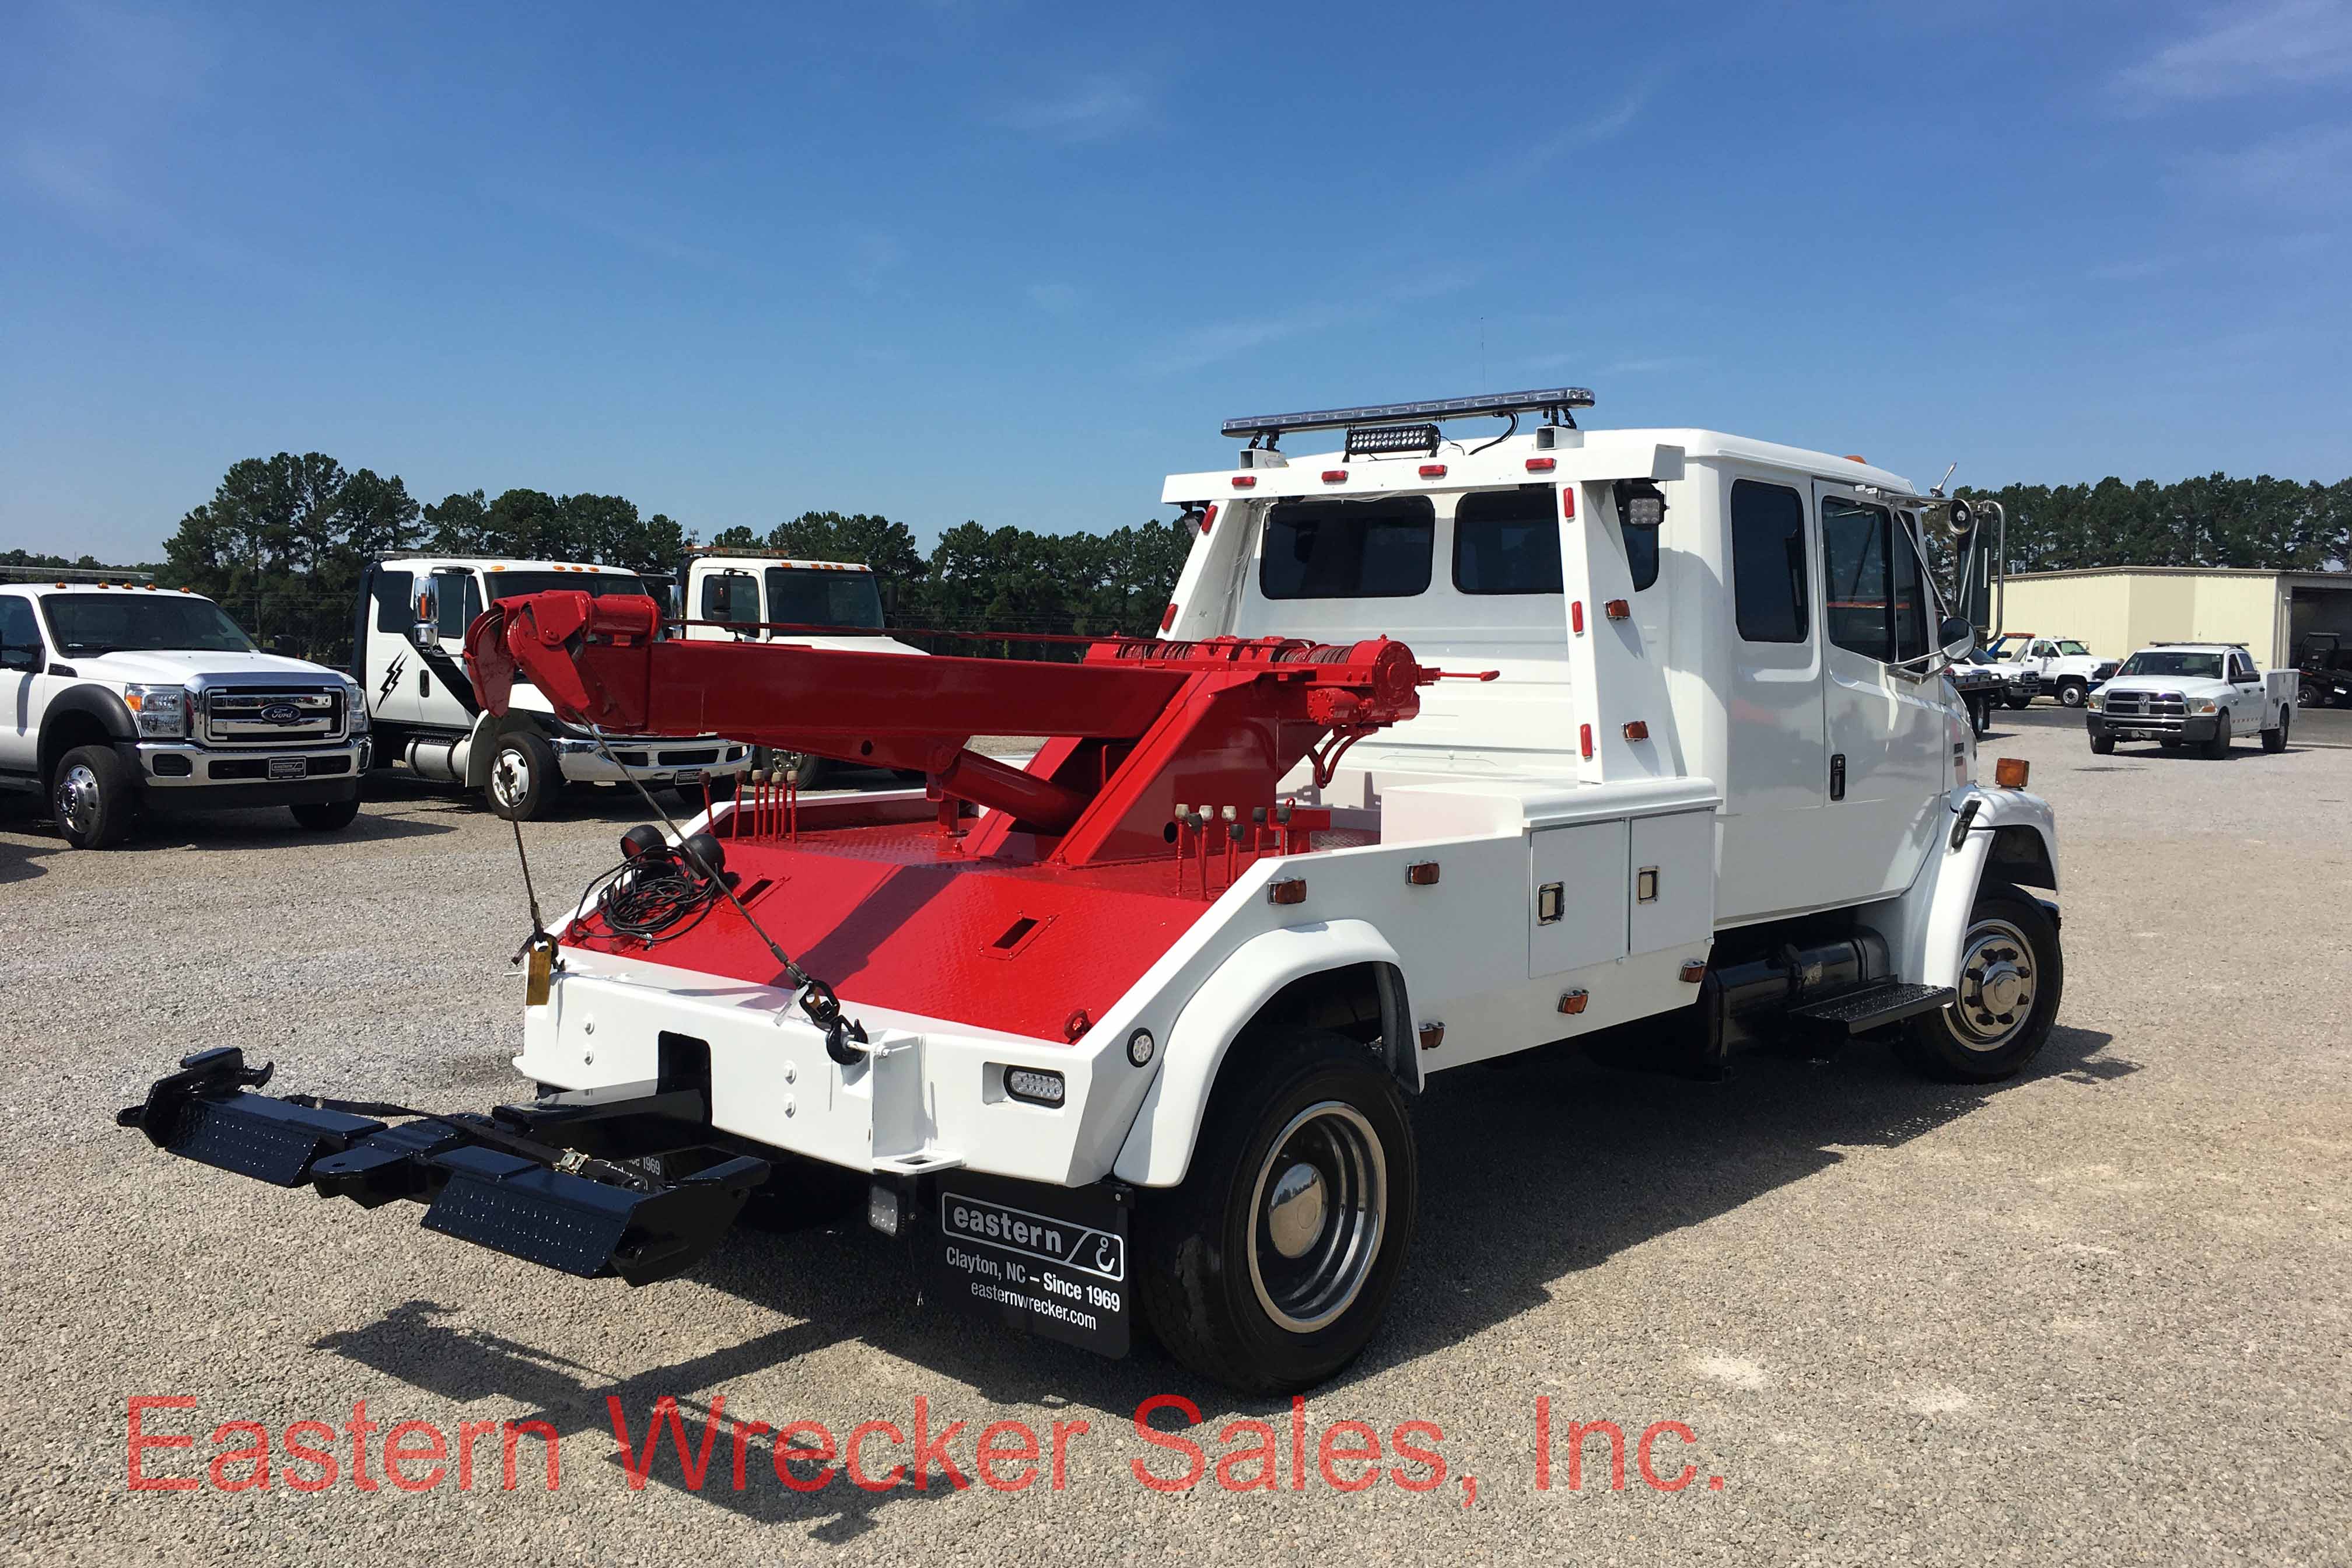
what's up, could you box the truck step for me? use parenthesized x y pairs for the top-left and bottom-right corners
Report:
(1787, 981), (1955, 1034)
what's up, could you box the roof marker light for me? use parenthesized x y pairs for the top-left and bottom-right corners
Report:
(1322, 469), (1348, 483)
(1232, 475), (1256, 488)
(1418, 464), (1447, 479)
(1526, 457), (1555, 473)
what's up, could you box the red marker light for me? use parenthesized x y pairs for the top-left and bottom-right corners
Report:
(1558, 989), (1590, 1015)
(1267, 878), (1307, 905)
(1580, 723), (1594, 760)
(1231, 475), (1256, 488)
(1161, 603), (1178, 631)
(1623, 720), (1650, 741)
(1322, 469), (1348, 483)
(1199, 503), (1217, 534)
(1419, 464), (1447, 478)
(1561, 488), (1576, 519)
(1604, 599), (1630, 620)
(1572, 600), (1585, 634)
(1526, 457), (1556, 473)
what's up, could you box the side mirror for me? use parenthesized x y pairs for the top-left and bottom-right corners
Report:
(411, 620), (438, 651)
(268, 634), (300, 656)
(1938, 615), (1976, 663)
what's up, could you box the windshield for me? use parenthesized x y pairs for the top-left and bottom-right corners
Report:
(43, 593), (256, 656)
(484, 571), (657, 603)
(764, 568), (884, 630)
(2119, 650), (2224, 680)
(2056, 640), (2090, 656)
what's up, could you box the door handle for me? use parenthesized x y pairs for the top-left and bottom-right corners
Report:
(1829, 753), (1846, 801)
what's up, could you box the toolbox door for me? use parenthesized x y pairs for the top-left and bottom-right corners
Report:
(1528, 820), (1628, 977)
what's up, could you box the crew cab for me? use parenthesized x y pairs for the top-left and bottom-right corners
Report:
(1989, 632), (2114, 708)
(125, 388), (2066, 1396)
(1, 574), (368, 847)
(2086, 642), (2294, 756)
(354, 555), (751, 819)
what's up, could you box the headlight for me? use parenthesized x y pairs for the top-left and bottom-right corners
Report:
(123, 684), (189, 738)
(342, 680), (370, 733)
(2085, 694), (2102, 710)
(2193, 699), (2218, 714)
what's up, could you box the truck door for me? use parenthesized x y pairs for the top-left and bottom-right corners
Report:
(415, 568), (484, 731)
(0, 595), (46, 778)
(359, 566), (420, 729)
(1816, 486), (1947, 901)
(1717, 477), (1839, 921)
(2028, 639), (2057, 681)
(2227, 648), (2264, 724)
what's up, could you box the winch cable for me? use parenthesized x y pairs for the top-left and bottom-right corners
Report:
(579, 723), (869, 1057)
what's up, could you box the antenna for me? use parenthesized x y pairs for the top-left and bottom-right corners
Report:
(1934, 462), (1957, 498)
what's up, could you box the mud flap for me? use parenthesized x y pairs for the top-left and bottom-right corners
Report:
(118, 1048), (767, 1286)
(925, 1171), (1132, 1357)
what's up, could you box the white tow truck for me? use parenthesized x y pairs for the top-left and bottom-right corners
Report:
(2086, 642), (2295, 756)
(1988, 632), (2114, 708)
(2, 572), (370, 847)
(354, 554), (752, 819)
(126, 388), (2066, 1395)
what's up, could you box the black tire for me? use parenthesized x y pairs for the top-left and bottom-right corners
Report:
(289, 794), (362, 832)
(2202, 710), (2232, 760)
(51, 743), (138, 849)
(1894, 886), (2063, 1083)
(2262, 706), (2289, 753)
(2089, 731), (2115, 755)
(2056, 680), (2087, 708)
(2003, 694), (2031, 710)
(1138, 1029), (1416, 1394)
(1967, 695), (1993, 737)
(2300, 684), (2329, 712)
(485, 730), (557, 821)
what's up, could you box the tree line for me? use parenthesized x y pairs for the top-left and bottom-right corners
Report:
(9, 452), (2343, 667)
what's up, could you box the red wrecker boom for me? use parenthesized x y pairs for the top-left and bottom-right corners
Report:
(467, 591), (1447, 868)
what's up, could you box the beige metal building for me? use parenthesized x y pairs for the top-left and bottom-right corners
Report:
(1998, 567), (2352, 668)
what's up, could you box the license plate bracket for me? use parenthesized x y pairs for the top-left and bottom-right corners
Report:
(267, 757), (305, 780)
(926, 1171), (1130, 1357)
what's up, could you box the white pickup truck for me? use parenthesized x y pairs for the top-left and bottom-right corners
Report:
(2086, 643), (2294, 756)
(1, 575), (369, 846)
(1987, 633), (2115, 709)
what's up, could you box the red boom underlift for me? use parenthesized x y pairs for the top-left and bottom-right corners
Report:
(467, 592), (1460, 1042)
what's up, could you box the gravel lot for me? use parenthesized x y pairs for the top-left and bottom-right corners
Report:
(3, 722), (2348, 1566)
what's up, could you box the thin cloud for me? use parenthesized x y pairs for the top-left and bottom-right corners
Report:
(1477, 75), (1662, 188)
(993, 76), (1151, 143)
(1135, 270), (1484, 377)
(2117, 0), (2352, 103)
(2177, 123), (2352, 208)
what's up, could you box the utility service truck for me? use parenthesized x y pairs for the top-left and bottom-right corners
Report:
(125, 389), (2064, 1394)
(2085, 642), (2294, 756)
(2, 572), (369, 847)
(354, 554), (753, 819)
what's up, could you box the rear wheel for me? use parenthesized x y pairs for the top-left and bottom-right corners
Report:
(51, 744), (137, 849)
(2262, 706), (2289, 753)
(2203, 711), (2232, 759)
(1139, 1029), (1416, 1394)
(485, 731), (556, 821)
(1895, 886), (2063, 1083)
(2003, 693), (2031, 710)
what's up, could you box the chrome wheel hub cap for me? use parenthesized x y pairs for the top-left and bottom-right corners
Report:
(57, 765), (100, 834)
(491, 749), (531, 808)
(1952, 917), (2036, 1048)
(1247, 1102), (1385, 1333)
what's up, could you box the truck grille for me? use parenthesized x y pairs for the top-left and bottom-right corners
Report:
(2104, 690), (2186, 721)
(203, 688), (345, 745)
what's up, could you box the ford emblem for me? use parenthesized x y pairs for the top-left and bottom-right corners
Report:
(260, 702), (303, 724)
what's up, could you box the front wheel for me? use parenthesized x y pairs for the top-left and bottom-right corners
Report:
(1139, 1030), (1416, 1394)
(51, 744), (138, 849)
(289, 795), (362, 832)
(1895, 886), (2063, 1083)
(2056, 680), (2087, 708)
(2089, 730), (2115, 755)
(485, 731), (557, 821)
(2203, 711), (2232, 760)
(2262, 706), (2290, 753)
(2003, 694), (2031, 710)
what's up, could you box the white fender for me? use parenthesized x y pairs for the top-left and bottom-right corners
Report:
(1112, 919), (1406, 1188)
(1871, 786), (2059, 991)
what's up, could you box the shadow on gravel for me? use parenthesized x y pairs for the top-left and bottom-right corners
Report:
(312, 1023), (2130, 1536)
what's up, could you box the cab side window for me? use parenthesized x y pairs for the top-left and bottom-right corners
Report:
(1821, 497), (1929, 664)
(372, 570), (415, 633)
(1730, 481), (1808, 643)
(2230, 652), (2256, 682)
(0, 597), (42, 665)
(701, 572), (760, 624)
(431, 569), (477, 639)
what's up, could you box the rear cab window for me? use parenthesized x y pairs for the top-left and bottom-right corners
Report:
(1260, 496), (1434, 599)
(1451, 487), (1563, 595)
(1730, 481), (1808, 643)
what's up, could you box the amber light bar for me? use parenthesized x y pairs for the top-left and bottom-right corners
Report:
(1222, 387), (1596, 440)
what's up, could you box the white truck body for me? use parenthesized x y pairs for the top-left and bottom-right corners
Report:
(1990, 632), (2109, 706)
(355, 555), (752, 814)
(2086, 642), (2295, 754)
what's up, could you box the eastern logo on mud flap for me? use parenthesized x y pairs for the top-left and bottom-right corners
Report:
(940, 1193), (1125, 1283)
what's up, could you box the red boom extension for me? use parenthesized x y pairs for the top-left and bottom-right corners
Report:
(466, 592), (1441, 867)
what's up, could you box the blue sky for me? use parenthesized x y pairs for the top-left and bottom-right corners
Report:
(4, 1), (2350, 562)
